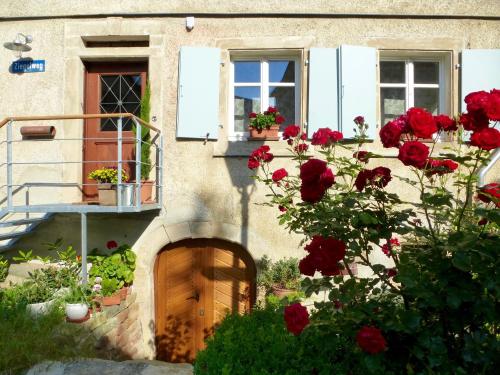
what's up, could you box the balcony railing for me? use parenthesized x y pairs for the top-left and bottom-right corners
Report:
(0, 113), (163, 214)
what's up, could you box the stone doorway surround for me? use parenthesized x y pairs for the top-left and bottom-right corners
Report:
(62, 17), (166, 204)
(131, 217), (267, 359)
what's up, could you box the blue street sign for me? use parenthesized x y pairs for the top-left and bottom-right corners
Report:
(11, 59), (45, 73)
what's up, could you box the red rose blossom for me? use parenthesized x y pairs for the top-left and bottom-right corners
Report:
(267, 106), (277, 113)
(272, 168), (288, 183)
(406, 107), (438, 139)
(311, 128), (343, 147)
(248, 145), (274, 170)
(459, 111), (489, 132)
(247, 158), (260, 170)
(478, 218), (488, 226)
(283, 125), (300, 140)
(106, 240), (118, 249)
(300, 236), (346, 276)
(387, 268), (398, 278)
(299, 159), (335, 203)
(398, 141), (430, 169)
(294, 143), (308, 153)
(354, 116), (365, 125)
(485, 89), (500, 121)
(434, 114), (457, 132)
(284, 303), (310, 335)
(477, 183), (500, 207)
(371, 167), (392, 188)
(381, 237), (400, 257)
(470, 128), (500, 151)
(356, 326), (387, 354)
(353, 151), (369, 163)
(355, 169), (374, 192)
(425, 158), (459, 177)
(248, 112), (257, 118)
(465, 90), (490, 113)
(275, 115), (285, 124)
(379, 121), (402, 148)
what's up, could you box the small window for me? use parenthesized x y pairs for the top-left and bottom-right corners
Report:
(229, 55), (301, 139)
(380, 56), (448, 126)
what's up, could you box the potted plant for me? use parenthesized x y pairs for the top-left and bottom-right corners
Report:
(257, 255), (301, 298)
(64, 284), (89, 322)
(99, 278), (121, 306)
(25, 282), (56, 317)
(133, 81), (154, 203)
(88, 166), (129, 206)
(0, 255), (8, 283)
(248, 106), (285, 140)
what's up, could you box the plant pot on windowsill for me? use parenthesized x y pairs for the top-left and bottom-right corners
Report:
(248, 125), (280, 141)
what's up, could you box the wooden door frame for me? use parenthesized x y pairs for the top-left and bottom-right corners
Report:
(153, 239), (257, 361)
(82, 61), (148, 200)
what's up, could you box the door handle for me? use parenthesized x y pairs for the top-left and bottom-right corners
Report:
(186, 291), (200, 302)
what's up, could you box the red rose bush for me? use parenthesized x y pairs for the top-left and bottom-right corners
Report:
(248, 93), (499, 373)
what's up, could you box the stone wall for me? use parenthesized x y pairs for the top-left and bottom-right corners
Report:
(83, 292), (146, 359)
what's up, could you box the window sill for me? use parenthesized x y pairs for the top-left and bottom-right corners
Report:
(213, 138), (298, 157)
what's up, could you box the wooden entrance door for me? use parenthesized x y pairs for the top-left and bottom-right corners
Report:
(154, 239), (256, 363)
(83, 62), (147, 200)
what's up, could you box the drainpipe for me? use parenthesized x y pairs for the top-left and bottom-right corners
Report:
(477, 148), (500, 187)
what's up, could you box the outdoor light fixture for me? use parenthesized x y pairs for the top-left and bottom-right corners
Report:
(3, 33), (33, 57)
(186, 16), (195, 31)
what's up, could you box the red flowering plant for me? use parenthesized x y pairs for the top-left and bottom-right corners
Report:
(248, 106), (286, 131)
(249, 94), (499, 373)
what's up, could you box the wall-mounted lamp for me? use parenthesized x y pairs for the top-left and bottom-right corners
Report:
(186, 16), (195, 31)
(3, 33), (33, 58)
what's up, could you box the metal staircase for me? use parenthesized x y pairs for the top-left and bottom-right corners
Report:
(0, 210), (53, 251)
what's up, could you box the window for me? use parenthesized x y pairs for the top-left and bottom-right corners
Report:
(229, 55), (300, 139)
(380, 55), (449, 126)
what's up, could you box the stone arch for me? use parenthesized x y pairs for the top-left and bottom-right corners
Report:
(131, 218), (266, 359)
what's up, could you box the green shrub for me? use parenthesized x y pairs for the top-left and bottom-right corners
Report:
(194, 306), (396, 375)
(257, 255), (301, 292)
(0, 301), (100, 374)
(0, 255), (8, 282)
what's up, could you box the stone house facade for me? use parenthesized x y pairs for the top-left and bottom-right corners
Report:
(0, 0), (499, 361)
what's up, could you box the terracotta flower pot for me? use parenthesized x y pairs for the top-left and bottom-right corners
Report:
(119, 286), (129, 300)
(140, 180), (154, 203)
(271, 286), (296, 298)
(101, 293), (121, 306)
(248, 125), (280, 140)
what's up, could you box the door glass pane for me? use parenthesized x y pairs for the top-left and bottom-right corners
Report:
(100, 74), (142, 131)
(380, 61), (405, 83)
(234, 86), (260, 132)
(381, 87), (406, 125)
(269, 60), (295, 83)
(414, 62), (439, 84)
(234, 61), (260, 83)
(269, 86), (295, 130)
(415, 88), (439, 114)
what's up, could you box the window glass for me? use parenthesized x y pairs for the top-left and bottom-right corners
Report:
(415, 88), (439, 114)
(232, 57), (299, 136)
(234, 86), (261, 133)
(380, 61), (405, 83)
(269, 86), (295, 131)
(381, 88), (406, 124)
(269, 60), (295, 83)
(234, 61), (260, 83)
(414, 62), (439, 84)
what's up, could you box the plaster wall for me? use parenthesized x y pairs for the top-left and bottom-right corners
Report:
(0, 12), (499, 359)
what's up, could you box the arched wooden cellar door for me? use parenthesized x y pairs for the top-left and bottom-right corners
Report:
(154, 239), (256, 363)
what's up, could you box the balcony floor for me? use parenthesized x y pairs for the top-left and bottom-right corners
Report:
(9, 203), (161, 213)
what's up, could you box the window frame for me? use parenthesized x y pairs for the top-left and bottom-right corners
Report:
(229, 52), (301, 141)
(378, 51), (452, 126)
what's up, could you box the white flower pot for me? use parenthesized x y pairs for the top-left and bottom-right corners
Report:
(65, 303), (88, 320)
(27, 300), (55, 317)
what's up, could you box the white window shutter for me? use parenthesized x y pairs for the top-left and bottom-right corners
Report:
(461, 49), (500, 111)
(339, 45), (377, 139)
(307, 48), (339, 137)
(177, 46), (221, 139)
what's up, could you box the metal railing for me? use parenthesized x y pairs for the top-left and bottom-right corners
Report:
(0, 113), (163, 214)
